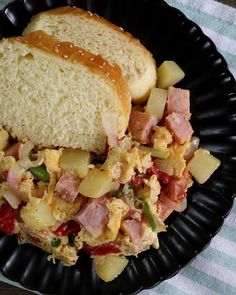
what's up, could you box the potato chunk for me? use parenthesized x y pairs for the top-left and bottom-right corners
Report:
(20, 198), (56, 230)
(187, 148), (221, 184)
(59, 148), (90, 177)
(78, 168), (112, 198)
(93, 255), (128, 282)
(145, 88), (167, 120)
(156, 61), (185, 89)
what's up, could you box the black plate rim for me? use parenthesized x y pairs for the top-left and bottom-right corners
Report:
(0, 0), (236, 294)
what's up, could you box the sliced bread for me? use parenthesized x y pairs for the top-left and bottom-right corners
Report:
(0, 31), (131, 154)
(23, 6), (157, 103)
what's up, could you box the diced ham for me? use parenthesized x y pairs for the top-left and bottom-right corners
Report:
(55, 171), (80, 203)
(74, 198), (109, 237)
(164, 168), (191, 201)
(166, 87), (191, 119)
(156, 200), (173, 221)
(128, 110), (157, 144)
(165, 112), (193, 144)
(121, 219), (143, 243)
(5, 142), (21, 160)
(124, 208), (142, 221)
(166, 178), (187, 201)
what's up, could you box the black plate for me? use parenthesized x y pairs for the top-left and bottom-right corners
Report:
(0, 0), (236, 294)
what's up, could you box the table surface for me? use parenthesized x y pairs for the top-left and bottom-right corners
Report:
(0, 0), (236, 294)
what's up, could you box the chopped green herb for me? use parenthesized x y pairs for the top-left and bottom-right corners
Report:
(51, 238), (61, 248)
(128, 184), (136, 190)
(29, 154), (34, 161)
(138, 146), (169, 159)
(131, 135), (136, 142)
(142, 202), (157, 232)
(69, 234), (76, 247)
(28, 166), (50, 182)
(111, 189), (122, 196)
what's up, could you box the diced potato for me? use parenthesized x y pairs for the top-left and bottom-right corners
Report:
(187, 148), (221, 184)
(20, 198), (56, 230)
(59, 148), (90, 177)
(145, 88), (167, 120)
(78, 168), (112, 198)
(93, 255), (128, 282)
(50, 194), (83, 221)
(0, 129), (9, 151)
(156, 61), (185, 89)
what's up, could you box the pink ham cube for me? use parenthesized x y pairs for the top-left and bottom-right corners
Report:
(128, 110), (157, 144)
(166, 87), (191, 120)
(165, 112), (193, 144)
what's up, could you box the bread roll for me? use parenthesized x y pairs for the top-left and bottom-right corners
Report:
(23, 6), (157, 102)
(0, 31), (131, 153)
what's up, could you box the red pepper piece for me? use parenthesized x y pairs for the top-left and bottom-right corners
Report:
(158, 171), (172, 184)
(128, 175), (143, 191)
(53, 220), (80, 236)
(0, 203), (16, 235)
(146, 164), (171, 184)
(2, 170), (9, 180)
(83, 243), (121, 255)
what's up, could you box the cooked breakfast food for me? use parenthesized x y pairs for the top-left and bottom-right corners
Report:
(23, 6), (157, 103)
(0, 6), (221, 283)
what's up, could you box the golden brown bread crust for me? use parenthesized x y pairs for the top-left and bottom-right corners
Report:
(32, 6), (154, 63)
(45, 6), (139, 42)
(12, 30), (131, 126)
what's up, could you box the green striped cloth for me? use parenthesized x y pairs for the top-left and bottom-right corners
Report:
(0, 0), (235, 294)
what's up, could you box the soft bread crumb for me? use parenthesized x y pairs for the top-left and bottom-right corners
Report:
(0, 31), (131, 153)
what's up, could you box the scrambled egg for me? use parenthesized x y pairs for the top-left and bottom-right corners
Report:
(18, 177), (34, 202)
(0, 151), (4, 162)
(143, 175), (161, 204)
(138, 149), (152, 172)
(50, 194), (83, 222)
(103, 146), (152, 183)
(0, 128), (9, 151)
(120, 147), (142, 183)
(106, 198), (129, 241)
(0, 156), (16, 174)
(54, 245), (78, 266)
(43, 172), (57, 204)
(44, 148), (62, 174)
(0, 182), (8, 201)
(102, 148), (122, 179)
(18, 226), (78, 266)
(116, 223), (159, 255)
(152, 126), (172, 151)
(155, 142), (190, 177)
